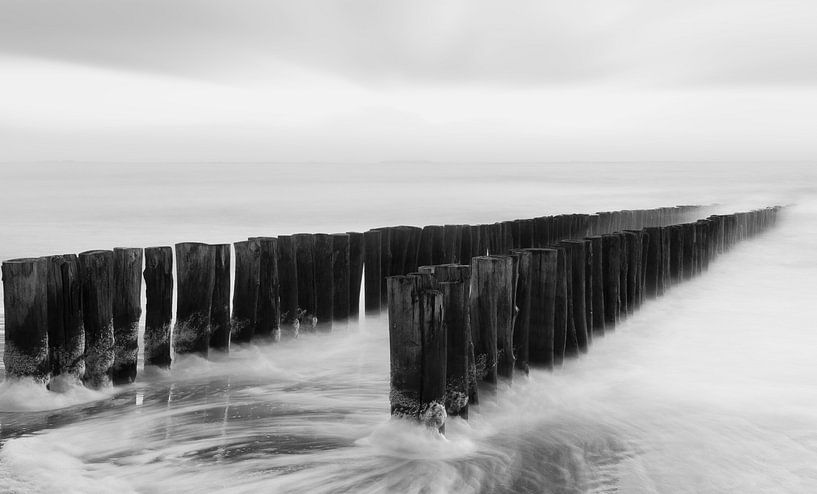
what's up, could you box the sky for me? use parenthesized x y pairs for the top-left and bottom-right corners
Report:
(1, 0), (816, 163)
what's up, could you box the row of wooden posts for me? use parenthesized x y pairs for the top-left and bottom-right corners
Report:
(387, 206), (781, 430)
(3, 204), (717, 388)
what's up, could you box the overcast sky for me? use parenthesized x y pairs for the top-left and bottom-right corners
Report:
(1, 0), (815, 163)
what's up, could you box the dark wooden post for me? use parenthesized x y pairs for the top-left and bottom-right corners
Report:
(210, 244), (231, 352)
(682, 223), (696, 280)
(112, 247), (143, 384)
(669, 225), (684, 285)
(622, 232), (641, 314)
(459, 225), (474, 265)
(660, 227), (672, 294)
(277, 235), (299, 337)
(440, 280), (472, 419)
(314, 233), (334, 332)
(511, 250), (532, 373)
(390, 226), (410, 277)
(347, 232), (365, 319)
(332, 233), (350, 328)
(553, 246), (569, 364)
(601, 235), (621, 328)
(232, 240), (259, 343)
(251, 237), (280, 340)
(525, 248), (557, 369)
(470, 257), (500, 391)
(388, 276), (422, 419)
(46, 254), (84, 381)
(443, 224), (460, 264)
(2, 257), (49, 382)
(588, 236), (605, 336)
(582, 239), (594, 339)
(645, 227), (662, 298)
(293, 233), (317, 329)
(490, 255), (516, 381)
(174, 242), (216, 357)
(144, 247), (173, 367)
(420, 289), (446, 432)
(363, 229), (382, 314)
(78, 250), (114, 388)
(617, 233), (630, 318)
(560, 240), (589, 353)
(432, 263), (471, 283)
(376, 227), (392, 306)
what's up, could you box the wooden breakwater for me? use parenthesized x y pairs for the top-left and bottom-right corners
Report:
(386, 206), (781, 430)
(0, 204), (775, 392)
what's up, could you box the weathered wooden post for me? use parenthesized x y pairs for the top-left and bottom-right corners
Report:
(559, 240), (589, 353)
(553, 246), (569, 364)
(432, 263), (471, 283)
(144, 247), (173, 367)
(314, 234), (334, 332)
(443, 224), (461, 264)
(511, 250), (532, 373)
(682, 223), (696, 280)
(79, 250), (114, 388)
(277, 235), (299, 337)
(46, 254), (84, 381)
(376, 227), (392, 306)
(420, 289), (446, 432)
(232, 240), (259, 343)
(251, 237), (280, 340)
(587, 236), (605, 336)
(387, 275), (446, 432)
(660, 226), (672, 293)
(174, 242), (216, 357)
(363, 229), (382, 314)
(440, 280), (472, 419)
(112, 247), (143, 384)
(332, 233), (350, 328)
(210, 244), (231, 351)
(347, 232), (365, 319)
(459, 225), (474, 265)
(526, 248), (557, 369)
(669, 225), (684, 285)
(582, 239), (594, 338)
(490, 255), (516, 381)
(622, 232), (641, 314)
(617, 233), (630, 318)
(601, 235), (621, 328)
(470, 257), (500, 391)
(644, 227), (662, 298)
(2, 257), (49, 382)
(404, 226), (422, 274)
(293, 233), (317, 328)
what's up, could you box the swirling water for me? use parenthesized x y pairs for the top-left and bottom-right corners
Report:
(0, 162), (815, 493)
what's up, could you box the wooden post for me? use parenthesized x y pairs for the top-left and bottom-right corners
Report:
(78, 250), (114, 388)
(277, 235), (299, 337)
(376, 227), (392, 306)
(553, 246), (569, 364)
(443, 224), (461, 264)
(601, 235), (621, 328)
(490, 255), (516, 381)
(232, 240), (259, 343)
(432, 263), (471, 283)
(582, 239), (594, 339)
(404, 226), (422, 274)
(617, 233), (630, 318)
(332, 233), (350, 328)
(388, 276), (422, 419)
(251, 237), (280, 340)
(470, 257), (500, 391)
(459, 225), (474, 265)
(660, 227), (671, 294)
(587, 236), (605, 336)
(525, 248), (557, 369)
(209, 244), (231, 352)
(645, 227), (662, 298)
(556, 245), (579, 359)
(314, 233), (334, 332)
(2, 257), (49, 382)
(669, 225), (684, 285)
(440, 280), (472, 419)
(363, 229), (382, 314)
(46, 254), (84, 381)
(390, 226), (410, 277)
(293, 233), (317, 328)
(347, 232), (365, 319)
(144, 247), (173, 367)
(622, 232), (641, 314)
(420, 289), (446, 432)
(682, 223), (696, 280)
(174, 242), (216, 357)
(511, 250), (532, 373)
(559, 240), (589, 353)
(112, 247), (143, 384)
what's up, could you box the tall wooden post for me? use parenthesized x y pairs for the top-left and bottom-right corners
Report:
(277, 235), (299, 337)
(669, 225), (684, 285)
(46, 254), (84, 381)
(645, 227), (662, 298)
(526, 248), (557, 369)
(347, 232), (365, 319)
(388, 276), (421, 418)
(470, 257), (500, 391)
(363, 229), (382, 314)
(251, 237), (280, 340)
(601, 235), (621, 328)
(511, 250), (532, 373)
(332, 233), (351, 328)
(174, 242), (216, 357)
(232, 240), (259, 343)
(112, 247), (143, 384)
(293, 233), (317, 329)
(210, 244), (231, 351)
(2, 257), (49, 382)
(144, 247), (173, 367)
(559, 240), (589, 353)
(79, 250), (114, 388)
(440, 280), (472, 419)
(314, 233), (334, 332)
(587, 236), (605, 336)
(420, 289), (446, 432)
